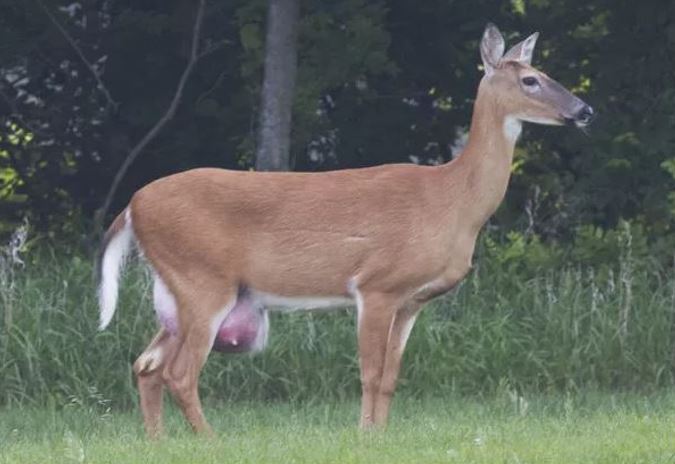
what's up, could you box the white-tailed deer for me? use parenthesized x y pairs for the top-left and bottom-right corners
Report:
(97, 24), (593, 437)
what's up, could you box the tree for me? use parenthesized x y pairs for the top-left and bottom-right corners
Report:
(255, 0), (300, 171)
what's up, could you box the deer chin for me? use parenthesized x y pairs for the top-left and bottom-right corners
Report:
(561, 117), (591, 130)
(573, 118), (591, 129)
(516, 114), (566, 126)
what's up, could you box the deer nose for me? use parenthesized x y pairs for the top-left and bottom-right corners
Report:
(576, 105), (595, 125)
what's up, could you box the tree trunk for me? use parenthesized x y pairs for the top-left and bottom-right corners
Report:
(255, 0), (300, 172)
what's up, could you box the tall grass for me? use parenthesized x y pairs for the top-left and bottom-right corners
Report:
(1, 234), (674, 410)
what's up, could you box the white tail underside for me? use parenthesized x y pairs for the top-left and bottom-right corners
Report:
(98, 210), (134, 330)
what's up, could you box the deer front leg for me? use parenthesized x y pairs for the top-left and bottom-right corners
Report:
(133, 327), (179, 439)
(373, 302), (420, 427)
(357, 292), (401, 429)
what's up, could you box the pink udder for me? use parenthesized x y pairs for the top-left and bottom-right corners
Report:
(212, 297), (266, 353)
(155, 290), (267, 354)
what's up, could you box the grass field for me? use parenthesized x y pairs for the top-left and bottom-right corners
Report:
(3, 243), (675, 409)
(2, 237), (675, 462)
(2, 392), (675, 463)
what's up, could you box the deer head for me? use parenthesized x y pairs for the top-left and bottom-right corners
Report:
(479, 23), (594, 129)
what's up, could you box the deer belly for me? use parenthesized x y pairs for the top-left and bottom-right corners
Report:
(212, 297), (268, 353)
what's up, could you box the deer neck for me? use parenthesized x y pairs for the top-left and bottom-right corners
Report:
(444, 81), (520, 232)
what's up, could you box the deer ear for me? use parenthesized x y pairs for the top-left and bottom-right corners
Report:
(480, 23), (505, 75)
(503, 32), (539, 65)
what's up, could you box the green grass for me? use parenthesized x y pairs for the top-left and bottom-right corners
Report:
(2, 244), (675, 408)
(2, 393), (675, 463)
(2, 239), (675, 461)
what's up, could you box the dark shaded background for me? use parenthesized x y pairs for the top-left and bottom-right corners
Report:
(0, 0), (673, 258)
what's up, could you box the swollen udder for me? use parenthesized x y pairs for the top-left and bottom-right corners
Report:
(213, 295), (268, 353)
(153, 276), (268, 354)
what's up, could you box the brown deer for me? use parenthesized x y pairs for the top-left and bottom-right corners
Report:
(97, 23), (593, 438)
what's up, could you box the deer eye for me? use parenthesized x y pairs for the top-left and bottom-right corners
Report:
(522, 76), (539, 86)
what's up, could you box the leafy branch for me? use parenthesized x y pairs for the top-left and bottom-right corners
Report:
(35, 0), (118, 111)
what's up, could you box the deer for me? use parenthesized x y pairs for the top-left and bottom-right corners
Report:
(97, 23), (594, 438)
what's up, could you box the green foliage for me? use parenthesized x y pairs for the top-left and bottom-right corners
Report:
(482, 232), (561, 273)
(1, 240), (675, 409)
(0, 123), (33, 233)
(0, 0), (673, 251)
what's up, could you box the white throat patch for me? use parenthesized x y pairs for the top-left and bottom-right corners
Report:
(503, 116), (523, 143)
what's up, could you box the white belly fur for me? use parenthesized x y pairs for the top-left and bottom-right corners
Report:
(250, 290), (354, 312)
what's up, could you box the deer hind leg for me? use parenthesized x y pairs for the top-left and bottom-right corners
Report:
(132, 274), (183, 438)
(133, 327), (178, 439)
(356, 292), (402, 429)
(160, 284), (237, 435)
(373, 302), (421, 427)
